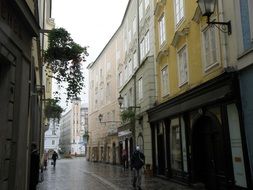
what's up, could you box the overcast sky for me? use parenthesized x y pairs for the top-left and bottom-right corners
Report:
(51, 0), (129, 108)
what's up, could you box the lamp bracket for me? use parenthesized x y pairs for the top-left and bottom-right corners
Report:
(207, 19), (232, 35)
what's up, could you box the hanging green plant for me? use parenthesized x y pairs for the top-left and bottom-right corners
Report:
(120, 108), (135, 123)
(44, 27), (89, 101)
(44, 99), (64, 122)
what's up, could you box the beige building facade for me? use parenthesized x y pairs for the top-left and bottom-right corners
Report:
(59, 99), (86, 155)
(87, 27), (123, 164)
(88, 0), (156, 169)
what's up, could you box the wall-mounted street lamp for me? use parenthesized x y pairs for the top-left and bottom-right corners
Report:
(117, 94), (140, 109)
(98, 114), (103, 123)
(197, 0), (231, 35)
(117, 95), (124, 108)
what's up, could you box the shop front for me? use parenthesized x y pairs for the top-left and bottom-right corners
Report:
(118, 124), (134, 168)
(148, 73), (250, 189)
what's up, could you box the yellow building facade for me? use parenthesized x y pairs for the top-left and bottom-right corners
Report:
(154, 0), (225, 104)
(148, 0), (249, 189)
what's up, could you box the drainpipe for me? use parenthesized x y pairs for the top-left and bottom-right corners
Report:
(133, 0), (141, 148)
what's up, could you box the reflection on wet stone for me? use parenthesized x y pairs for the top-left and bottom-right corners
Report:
(38, 158), (193, 190)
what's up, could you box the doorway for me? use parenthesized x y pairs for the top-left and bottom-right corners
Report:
(112, 142), (116, 164)
(157, 124), (165, 175)
(192, 114), (227, 190)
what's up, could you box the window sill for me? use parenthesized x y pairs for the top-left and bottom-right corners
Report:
(204, 62), (220, 73)
(178, 81), (188, 88)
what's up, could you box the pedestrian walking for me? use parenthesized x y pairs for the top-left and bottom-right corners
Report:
(29, 143), (40, 190)
(122, 149), (127, 171)
(52, 151), (58, 168)
(131, 146), (145, 190)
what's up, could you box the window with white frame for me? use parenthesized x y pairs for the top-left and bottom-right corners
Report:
(140, 39), (145, 60)
(138, 77), (143, 100)
(106, 62), (111, 71)
(106, 82), (111, 102)
(124, 26), (128, 52)
(140, 32), (150, 61)
(100, 68), (103, 78)
(119, 72), (123, 87)
(116, 50), (120, 61)
(128, 59), (133, 77)
(174, 0), (184, 25)
(124, 64), (128, 81)
(161, 66), (169, 96)
(133, 51), (138, 69)
(124, 94), (128, 107)
(177, 45), (188, 86)
(139, 1), (143, 21)
(145, 0), (150, 10)
(202, 26), (218, 70)
(133, 16), (137, 34)
(145, 31), (150, 54)
(129, 88), (133, 106)
(159, 14), (166, 46)
(128, 30), (132, 44)
(112, 110), (115, 121)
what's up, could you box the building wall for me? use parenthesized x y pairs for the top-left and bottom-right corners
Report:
(154, 0), (227, 106)
(59, 100), (86, 155)
(59, 110), (72, 153)
(0, 0), (41, 189)
(239, 66), (253, 185)
(88, 20), (123, 164)
(149, 0), (251, 188)
(232, 0), (253, 185)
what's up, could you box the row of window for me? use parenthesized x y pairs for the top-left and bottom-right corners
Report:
(139, 0), (150, 21)
(160, 26), (219, 96)
(124, 0), (150, 51)
(121, 77), (143, 108)
(140, 31), (150, 60)
(158, 0), (184, 47)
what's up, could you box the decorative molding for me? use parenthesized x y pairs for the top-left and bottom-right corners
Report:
(156, 49), (169, 62)
(171, 27), (190, 47)
(154, 0), (167, 16)
(192, 6), (202, 24)
(106, 73), (112, 80)
(117, 63), (123, 70)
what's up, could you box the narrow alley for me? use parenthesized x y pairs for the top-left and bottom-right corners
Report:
(38, 158), (192, 190)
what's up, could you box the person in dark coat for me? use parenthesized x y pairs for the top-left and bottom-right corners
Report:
(131, 146), (145, 190)
(52, 151), (58, 168)
(122, 149), (127, 171)
(29, 143), (40, 190)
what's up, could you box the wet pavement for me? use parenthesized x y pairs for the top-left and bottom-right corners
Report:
(38, 158), (194, 190)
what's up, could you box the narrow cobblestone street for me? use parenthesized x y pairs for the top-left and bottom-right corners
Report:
(38, 158), (193, 190)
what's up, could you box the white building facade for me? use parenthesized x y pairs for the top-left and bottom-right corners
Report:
(44, 120), (60, 152)
(59, 99), (88, 155)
